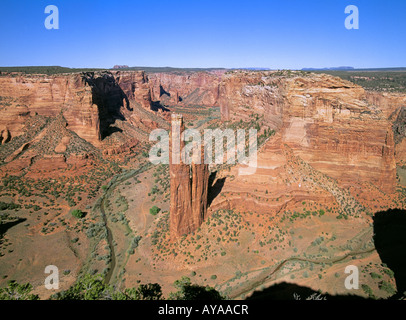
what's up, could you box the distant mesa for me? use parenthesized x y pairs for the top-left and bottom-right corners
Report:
(113, 65), (129, 69)
(301, 66), (355, 71)
(230, 67), (271, 71)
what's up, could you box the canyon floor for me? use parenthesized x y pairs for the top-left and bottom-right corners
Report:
(0, 69), (405, 300)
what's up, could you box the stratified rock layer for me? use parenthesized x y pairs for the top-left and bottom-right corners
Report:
(219, 71), (397, 194)
(211, 70), (406, 217)
(149, 71), (224, 106)
(0, 70), (152, 147)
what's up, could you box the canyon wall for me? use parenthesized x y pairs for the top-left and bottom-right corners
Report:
(211, 71), (405, 217)
(0, 71), (152, 147)
(0, 73), (100, 145)
(148, 71), (225, 106)
(365, 92), (406, 166)
(219, 71), (398, 193)
(219, 71), (286, 130)
(1, 68), (404, 229)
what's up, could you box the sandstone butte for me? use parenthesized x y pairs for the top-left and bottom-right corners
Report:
(1, 69), (405, 238)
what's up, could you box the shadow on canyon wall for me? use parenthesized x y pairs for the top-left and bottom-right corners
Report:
(83, 72), (130, 139)
(159, 85), (170, 98)
(373, 208), (406, 299)
(0, 218), (26, 238)
(151, 101), (170, 113)
(207, 171), (226, 208)
(246, 208), (406, 300)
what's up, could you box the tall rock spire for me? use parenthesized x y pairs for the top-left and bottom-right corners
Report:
(191, 142), (210, 229)
(169, 113), (209, 238)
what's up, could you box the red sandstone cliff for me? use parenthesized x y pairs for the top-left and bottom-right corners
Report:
(0, 73), (100, 146)
(1, 68), (404, 225)
(211, 70), (405, 217)
(218, 71), (397, 193)
(0, 70), (152, 147)
(148, 71), (225, 106)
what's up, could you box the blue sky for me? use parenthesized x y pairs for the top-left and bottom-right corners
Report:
(0, 0), (405, 69)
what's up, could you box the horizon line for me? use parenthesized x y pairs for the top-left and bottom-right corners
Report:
(1, 65), (406, 71)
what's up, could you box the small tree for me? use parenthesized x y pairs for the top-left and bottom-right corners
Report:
(0, 281), (39, 300)
(149, 206), (161, 216)
(124, 283), (162, 300)
(71, 209), (85, 219)
(169, 276), (223, 300)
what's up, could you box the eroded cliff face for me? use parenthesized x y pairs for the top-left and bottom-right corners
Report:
(0, 73), (100, 145)
(281, 73), (395, 194)
(81, 71), (152, 140)
(1, 68), (404, 231)
(148, 71), (224, 106)
(169, 114), (209, 238)
(219, 71), (286, 129)
(365, 91), (406, 167)
(213, 70), (404, 216)
(0, 70), (159, 180)
(0, 70), (152, 147)
(391, 107), (406, 166)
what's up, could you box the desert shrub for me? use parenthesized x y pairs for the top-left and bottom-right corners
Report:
(71, 209), (85, 219)
(149, 206), (161, 216)
(0, 281), (39, 300)
(370, 272), (382, 279)
(130, 236), (142, 250)
(0, 201), (21, 211)
(361, 284), (375, 299)
(383, 268), (395, 278)
(169, 276), (223, 300)
(379, 281), (396, 295)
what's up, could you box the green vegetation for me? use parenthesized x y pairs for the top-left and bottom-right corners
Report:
(71, 209), (85, 219)
(313, 69), (406, 93)
(0, 65), (228, 77)
(149, 206), (161, 216)
(0, 201), (21, 211)
(0, 66), (107, 75)
(0, 281), (39, 300)
(0, 274), (224, 300)
(50, 274), (161, 300)
(378, 281), (396, 295)
(382, 268), (395, 278)
(128, 235), (142, 254)
(168, 276), (223, 300)
(152, 164), (170, 197)
(361, 284), (376, 299)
